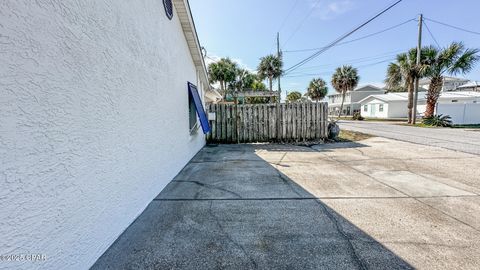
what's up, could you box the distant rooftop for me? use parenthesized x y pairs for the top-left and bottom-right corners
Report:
(419, 76), (469, 85)
(359, 91), (480, 103)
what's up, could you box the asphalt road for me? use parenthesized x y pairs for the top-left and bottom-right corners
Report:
(339, 120), (480, 155)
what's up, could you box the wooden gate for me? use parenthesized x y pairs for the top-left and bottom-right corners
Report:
(206, 102), (328, 143)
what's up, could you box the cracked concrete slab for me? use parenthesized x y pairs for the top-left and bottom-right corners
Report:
(369, 170), (475, 197)
(322, 198), (480, 269)
(91, 200), (411, 270)
(93, 139), (480, 269)
(418, 196), (480, 230)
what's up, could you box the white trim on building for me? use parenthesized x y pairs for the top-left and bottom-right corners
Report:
(359, 91), (480, 119)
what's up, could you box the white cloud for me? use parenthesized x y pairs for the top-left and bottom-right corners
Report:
(310, 0), (355, 20)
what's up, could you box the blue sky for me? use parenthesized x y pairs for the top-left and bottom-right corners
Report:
(189, 0), (480, 98)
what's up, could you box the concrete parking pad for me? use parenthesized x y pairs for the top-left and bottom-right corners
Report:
(93, 138), (480, 269)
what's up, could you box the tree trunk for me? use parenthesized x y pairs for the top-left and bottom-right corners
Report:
(338, 90), (346, 119)
(425, 76), (443, 118)
(407, 79), (414, 124)
(269, 76), (274, 103)
(221, 81), (226, 100)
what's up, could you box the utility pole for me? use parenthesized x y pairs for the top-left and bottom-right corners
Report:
(276, 32), (281, 138)
(412, 14), (423, 125)
(277, 32), (281, 104)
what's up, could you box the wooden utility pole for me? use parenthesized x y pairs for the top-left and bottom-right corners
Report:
(277, 32), (282, 103)
(412, 14), (423, 125)
(276, 32), (281, 139)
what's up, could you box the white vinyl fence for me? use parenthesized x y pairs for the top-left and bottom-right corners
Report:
(437, 103), (480, 124)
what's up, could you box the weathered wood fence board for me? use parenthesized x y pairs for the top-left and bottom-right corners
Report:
(207, 103), (328, 143)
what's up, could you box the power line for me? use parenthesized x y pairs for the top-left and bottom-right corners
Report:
(284, 18), (415, 53)
(284, 58), (395, 78)
(423, 20), (441, 48)
(282, 0), (322, 48)
(284, 0), (404, 74)
(277, 0), (301, 34)
(288, 50), (403, 73)
(269, 1), (302, 54)
(425, 17), (480, 36)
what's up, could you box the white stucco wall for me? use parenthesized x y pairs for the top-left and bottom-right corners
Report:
(387, 102), (408, 118)
(360, 100), (388, 118)
(0, 1), (205, 269)
(437, 103), (480, 124)
(361, 99), (429, 119)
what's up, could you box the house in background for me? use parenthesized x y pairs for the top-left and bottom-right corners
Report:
(205, 88), (223, 103)
(0, 0), (210, 269)
(328, 85), (385, 116)
(457, 81), (480, 92)
(419, 76), (470, 92)
(359, 91), (480, 120)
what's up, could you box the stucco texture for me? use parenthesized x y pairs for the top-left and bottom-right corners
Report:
(0, 1), (205, 269)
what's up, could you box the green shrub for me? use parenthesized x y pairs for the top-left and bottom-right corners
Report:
(422, 114), (452, 127)
(352, 112), (364, 121)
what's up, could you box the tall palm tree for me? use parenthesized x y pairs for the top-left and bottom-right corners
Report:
(385, 48), (428, 123)
(307, 78), (328, 102)
(423, 42), (479, 117)
(257, 54), (283, 103)
(208, 58), (237, 99)
(331, 65), (359, 119)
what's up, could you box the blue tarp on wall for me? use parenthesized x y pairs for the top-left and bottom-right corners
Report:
(188, 82), (211, 134)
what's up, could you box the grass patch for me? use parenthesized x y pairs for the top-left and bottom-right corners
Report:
(451, 124), (480, 129)
(336, 130), (374, 142)
(396, 123), (439, 128)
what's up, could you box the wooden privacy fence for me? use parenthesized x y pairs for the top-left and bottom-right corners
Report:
(206, 102), (328, 143)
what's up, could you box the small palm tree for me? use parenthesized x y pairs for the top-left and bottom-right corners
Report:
(208, 58), (237, 99)
(331, 65), (359, 119)
(286, 91), (302, 103)
(306, 78), (328, 102)
(231, 68), (256, 92)
(385, 48), (428, 123)
(257, 54), (283, 103)
(423, 42), (479, 117)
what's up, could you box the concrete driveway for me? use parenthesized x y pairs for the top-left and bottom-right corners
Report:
(339, 120), (480, 155)
(92, 139), (480, 269)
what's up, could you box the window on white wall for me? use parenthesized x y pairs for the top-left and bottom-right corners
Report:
(379, 104), (384, 112)
(363, 105), (368, 112)
(188, 94), (198, 133)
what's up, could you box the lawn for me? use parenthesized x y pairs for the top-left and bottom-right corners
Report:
(336, 130), (374, 142)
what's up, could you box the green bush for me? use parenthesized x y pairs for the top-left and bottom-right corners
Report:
(352, 112), (364, 121)
(422, 114), (452, 127)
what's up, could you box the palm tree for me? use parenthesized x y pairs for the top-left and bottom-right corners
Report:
(257, 54), (283, 103)
(232, 68), (257, 92)
(385, 48), (428, 123)
(286, 91), (302, 103)
(208, 58), (237, 99)
(423, 42), (479, 117)
(331, 65), (359, 119)
(306, 78), (328, 102)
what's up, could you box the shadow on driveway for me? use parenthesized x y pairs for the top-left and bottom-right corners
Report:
(92, 144), (412, 269)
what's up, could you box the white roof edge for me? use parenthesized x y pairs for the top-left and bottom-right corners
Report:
(357, 95), (389, 104)
(173, 0), (210, 89)
(355, 84), (382, 90)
